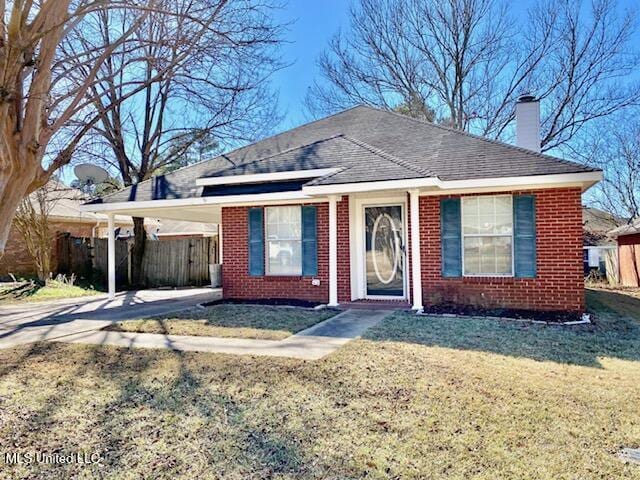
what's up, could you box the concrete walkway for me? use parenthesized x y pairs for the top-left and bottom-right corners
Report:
(57, 309), (390, 360)
(0, 288), (222, 349)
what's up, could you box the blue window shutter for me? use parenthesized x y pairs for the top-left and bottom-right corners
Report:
(441, 198), (462, 277)
(514, 195), (536, 278)
(301, 206), (318, 276)
(248, 207), (264, 276)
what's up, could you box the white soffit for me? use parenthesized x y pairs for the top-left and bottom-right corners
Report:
(80, 191), (327, 216)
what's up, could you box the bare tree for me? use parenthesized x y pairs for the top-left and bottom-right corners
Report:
(0, 0), (159, 255)
(67, 0), (283, 285)
(574, 113), (640, 221)
(306, 0), (640, 151)
(12, 182), (65, 281)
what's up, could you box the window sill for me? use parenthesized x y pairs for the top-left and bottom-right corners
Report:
(444, 275), (537, 282)
(462, 274), (514, 278)
(248, 274), (322, 281)
(263, 275), (304, 281)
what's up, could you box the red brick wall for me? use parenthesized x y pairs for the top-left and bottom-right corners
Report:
(221, 197), (351, 303)
(617, 233), (640, 287)
(336, 196), (351, 302)
(220, 189), (583, 311)
(0, 221), (95, 279)
(419, 188), (584, 311)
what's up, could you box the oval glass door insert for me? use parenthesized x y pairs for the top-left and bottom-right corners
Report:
(364, 205), (404, 297)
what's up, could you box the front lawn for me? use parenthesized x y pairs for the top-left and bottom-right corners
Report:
(105, 304), (338, 340)
(0, 279), (101, 304)
(0, 289), (638, 479)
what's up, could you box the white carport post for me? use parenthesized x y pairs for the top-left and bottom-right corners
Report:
(218, 224), (223, 263)
(107, 213), (116, 300)
(409, 189), (423, 311)
(328, 195), (339, 307)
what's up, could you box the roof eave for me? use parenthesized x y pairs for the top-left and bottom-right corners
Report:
(80, 170), (602, 216)
(302, 171), (602, 196)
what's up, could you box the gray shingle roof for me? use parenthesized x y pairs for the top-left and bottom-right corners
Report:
(209, 135), (428, 184)
(96, 105), (597, 204)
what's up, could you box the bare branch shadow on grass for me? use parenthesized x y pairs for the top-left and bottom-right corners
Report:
(0, 342), (104, 478)
(362, 289), (640, 368)
(0, 281), (42, 301)
(103, 304), (338, 339)
(0, 342), (307, 478)
(79, 346), (306, 478)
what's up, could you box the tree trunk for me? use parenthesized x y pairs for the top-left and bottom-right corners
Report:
(0, 170), (38, 255)
(130, 216), (147, 287)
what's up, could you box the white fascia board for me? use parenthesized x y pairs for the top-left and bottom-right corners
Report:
(302, 177), (440, 195)
(435, 171), (602, 191)
(80, 191), (325, 213)
(48, 214), (133, 225)
(195, 168), (340, 187)
(302, 171), (602, 196)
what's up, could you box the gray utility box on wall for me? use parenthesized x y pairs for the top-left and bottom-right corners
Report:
(209, 264), (222, 287)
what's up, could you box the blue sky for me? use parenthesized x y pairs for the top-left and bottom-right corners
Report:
(270, 0), (351, 129)
(270, 0), (639, 130)
(61, 0), (639, 185)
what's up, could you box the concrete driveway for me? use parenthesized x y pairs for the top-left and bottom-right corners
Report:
(0, 288), (221, 349)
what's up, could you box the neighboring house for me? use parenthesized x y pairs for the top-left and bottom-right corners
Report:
(152, 219), (217, 240)
(582, 207), (623, 279)
(84, 99), (602, 312)
(0, 182), (131, 280)
(0, 182), (218, 280)
(116, 219), (218, 241)
(608, 221), (640, 287)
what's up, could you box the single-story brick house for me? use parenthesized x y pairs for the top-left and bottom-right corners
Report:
(84, 99), (601, 312)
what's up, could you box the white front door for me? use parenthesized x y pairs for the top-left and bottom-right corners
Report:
(363, 205), (406, 299)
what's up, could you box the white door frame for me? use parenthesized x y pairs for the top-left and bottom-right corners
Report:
(352, 195), (409, 300)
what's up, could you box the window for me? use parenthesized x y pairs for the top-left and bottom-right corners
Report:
(265, 206), (302, 275)
(462, 195), (513, 276)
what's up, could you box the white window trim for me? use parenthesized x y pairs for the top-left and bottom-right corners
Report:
(264, 205), (303, 276)
(460, 194), (515, 278)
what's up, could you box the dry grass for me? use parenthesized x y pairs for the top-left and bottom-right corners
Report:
(0, 280), (100, 304)
(106, 304), (338, 340)
(0, 289), (638, 479)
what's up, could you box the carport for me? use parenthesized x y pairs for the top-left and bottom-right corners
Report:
(81, 189), (323, 299)
(83, 199), (221, 299)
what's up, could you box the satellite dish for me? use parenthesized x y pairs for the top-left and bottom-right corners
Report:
(74, 164), (109, 186)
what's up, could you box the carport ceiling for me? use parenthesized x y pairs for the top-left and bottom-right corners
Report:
(108, 206), (221, 224)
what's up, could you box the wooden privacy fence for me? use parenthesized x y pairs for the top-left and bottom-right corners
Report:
(57, 235), (217, 288)
(139, 238), (211, 286)
(56, 234), (94, 279)
(93, 237), (129, 286)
